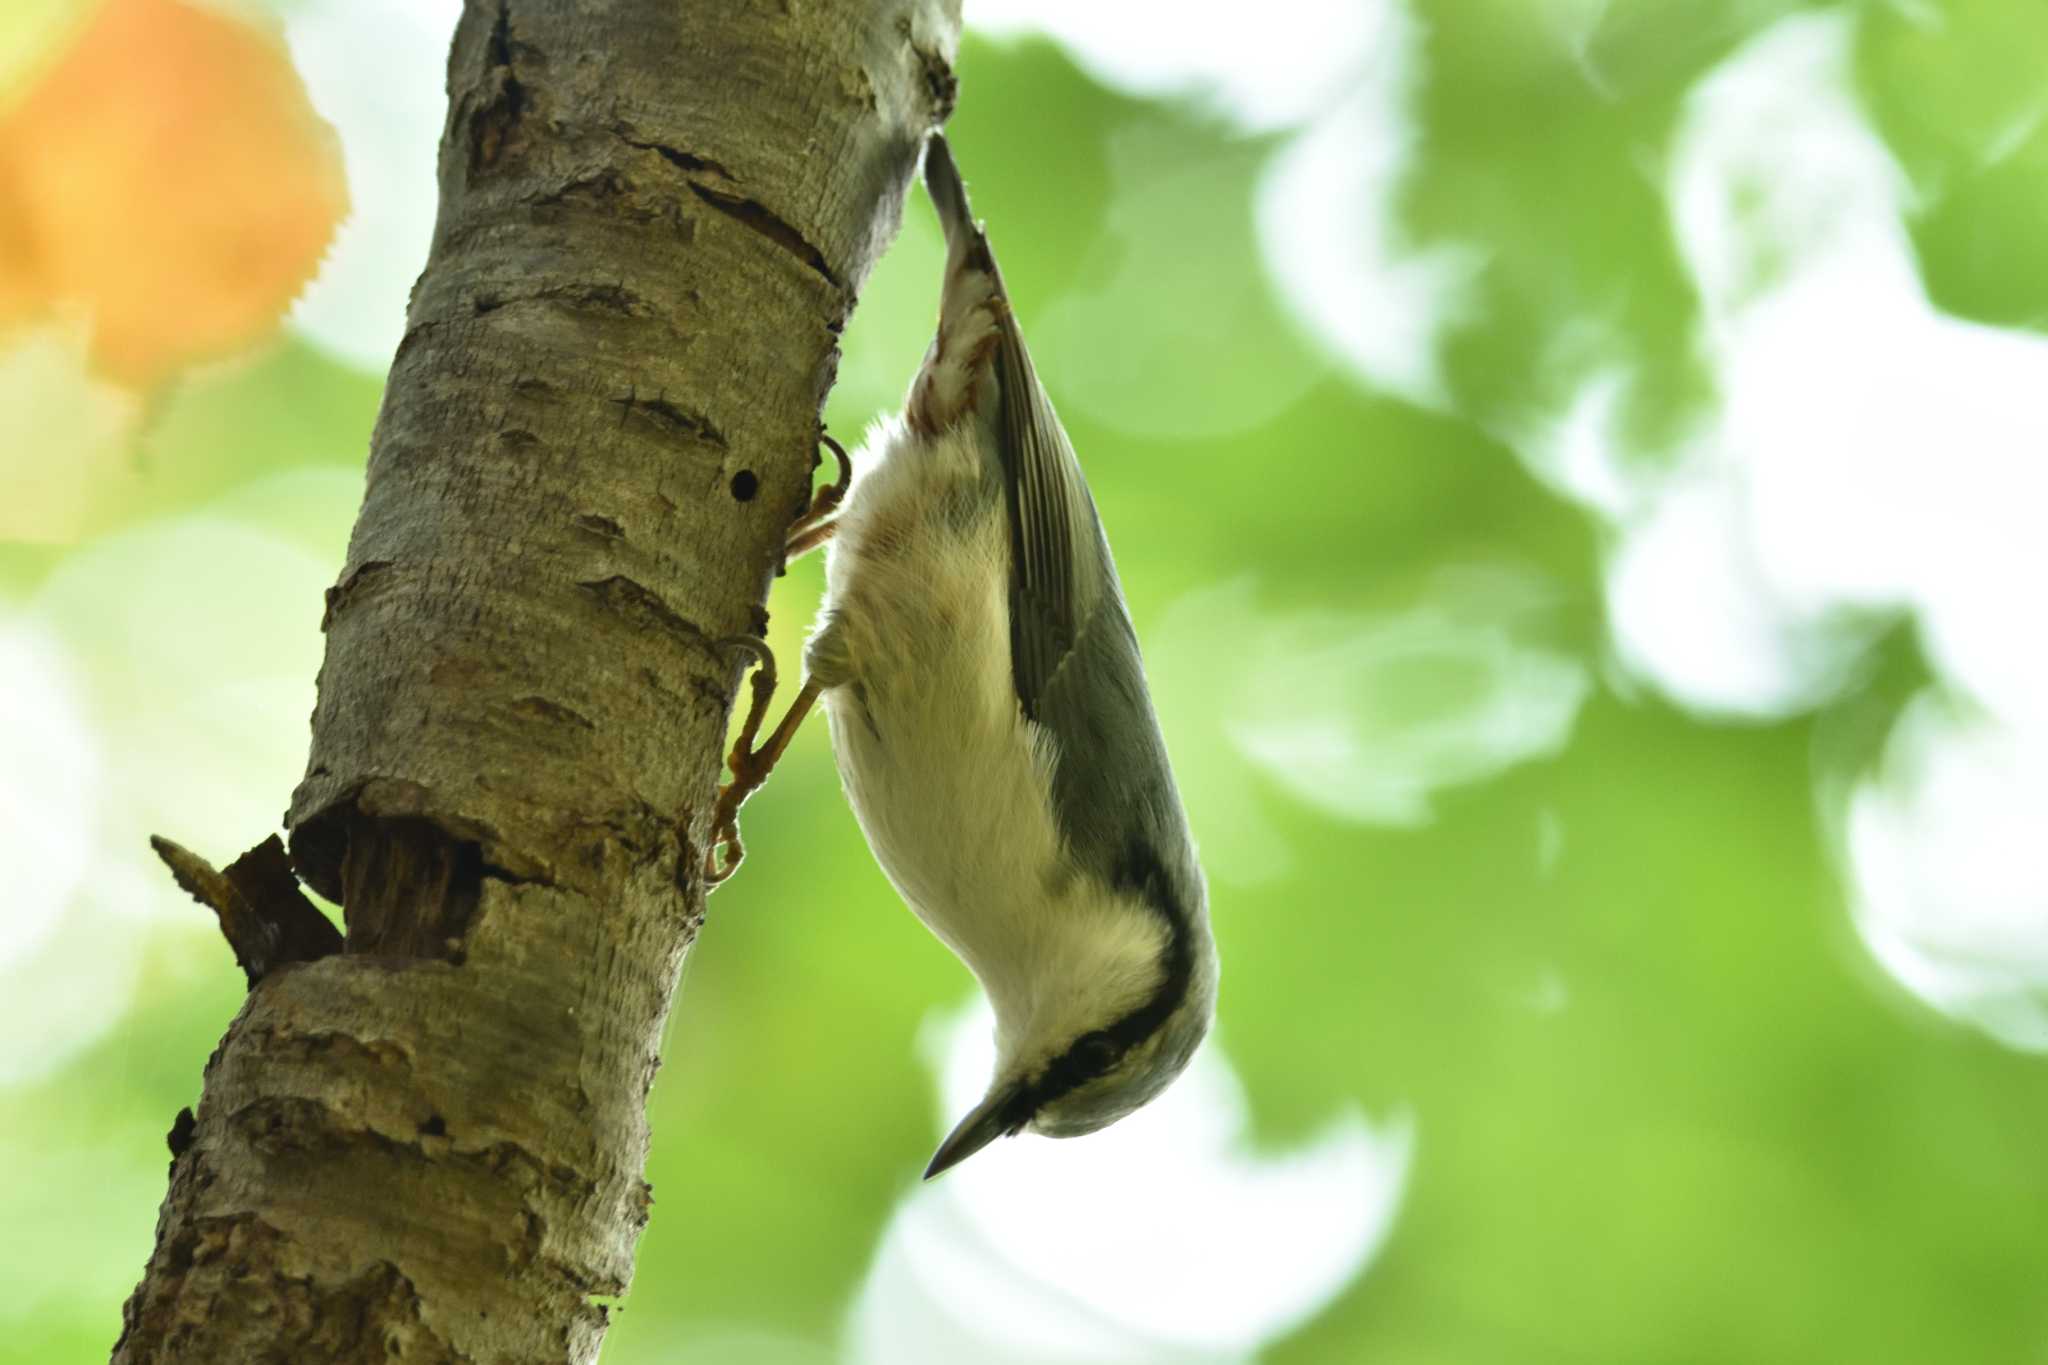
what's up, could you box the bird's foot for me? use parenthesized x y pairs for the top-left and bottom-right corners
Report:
(704, 636), (822, 886)
(784, 431), (851, 561)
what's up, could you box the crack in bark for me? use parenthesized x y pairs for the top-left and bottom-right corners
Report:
(321, 559), (395, 632)
(225, 1094), (601, 1211)
(575, 574), (705, 649)
(480, 280), (655, 319)
(250, 1025), (415, 1074)
(610, 129), (842, 289)
(511, 694), (598, 730)
(470, 0), (530, 175)
(117, 1212), (462, 1365)
(525, 163), (698, 261)
(532, 168), (620, 206)
(611, 124), (842, 286)
(686, 181), (843, 289)
(616, 130), (736, 184)
(608, 389), (728, 447)
(549, 280), (649, 315)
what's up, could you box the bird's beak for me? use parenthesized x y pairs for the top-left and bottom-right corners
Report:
(924, 1083), (1026, 1181)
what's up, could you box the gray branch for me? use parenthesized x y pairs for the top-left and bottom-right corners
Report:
(112, 0), (959, 1359)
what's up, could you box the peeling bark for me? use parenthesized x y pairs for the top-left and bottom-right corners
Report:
(113, 1), (960, 1360)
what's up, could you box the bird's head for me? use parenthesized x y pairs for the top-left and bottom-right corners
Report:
(924, 871), (1217, 1178)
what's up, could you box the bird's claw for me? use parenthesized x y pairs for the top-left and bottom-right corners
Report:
(784, 431), (852, 561)
(702, 636), (822, 887)
(704, 637), (774, 886)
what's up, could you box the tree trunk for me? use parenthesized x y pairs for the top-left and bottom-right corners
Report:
(112, 1), (959, 1360)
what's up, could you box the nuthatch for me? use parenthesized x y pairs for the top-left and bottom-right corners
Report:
(709, 133), (1216, 1179)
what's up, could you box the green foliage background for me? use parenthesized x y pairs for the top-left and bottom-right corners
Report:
(3, 3), (2044, 1360)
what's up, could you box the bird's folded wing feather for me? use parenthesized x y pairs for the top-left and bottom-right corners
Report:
(994, 322), (1108, 719)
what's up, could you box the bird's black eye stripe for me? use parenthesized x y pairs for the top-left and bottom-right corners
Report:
(1071, 1032), (1119, 1076)
(1030, 1031), (1124, 1107)
(1014, 834), (1198, 1121)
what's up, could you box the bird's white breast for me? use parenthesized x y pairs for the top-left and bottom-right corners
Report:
(807, 419), (1164, 1057)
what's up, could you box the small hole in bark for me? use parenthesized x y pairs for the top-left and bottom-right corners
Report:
(421, 1114), (446, 1137)
(730, 470), (759, 502)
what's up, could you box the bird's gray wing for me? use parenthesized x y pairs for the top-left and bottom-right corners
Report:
(923, 131), (1102, 718)
(923, 134), (1193, 876)
(992, 319), (1192, 875)
(993, 322), (1105, 720)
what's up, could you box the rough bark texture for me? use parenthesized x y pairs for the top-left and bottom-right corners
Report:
(113, 1), (959, 1361)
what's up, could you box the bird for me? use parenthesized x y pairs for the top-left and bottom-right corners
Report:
(708, 131), (1216, 1179)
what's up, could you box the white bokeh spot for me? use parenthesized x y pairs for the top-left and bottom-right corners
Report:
(0, 617), (100, 976)
(1849, 696), (2048, 1052)
(1255, 2), (1483, 408)
(847, 997), (1411, 1363)
(966, 0), (1373, 132)
(1, 477), (354, 1079)
(286, 0), (466, 372)
(1151, 572), (1588, 857)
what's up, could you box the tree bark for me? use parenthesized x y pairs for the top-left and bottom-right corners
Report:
(112, 1), (959, 1360)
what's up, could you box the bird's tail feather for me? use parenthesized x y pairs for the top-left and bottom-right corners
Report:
(907, 131), (1010, 433)
(923, 132), (976, 257)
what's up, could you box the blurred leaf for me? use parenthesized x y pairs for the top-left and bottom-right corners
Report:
(1402, 0), (1816, 441)
(1253, 693), (2048, 1365)
(0, 928), (244, 1336)
(0, 0), (346, 387)
(0, 0), (92, 110)
(0, 333), (377, 549)
(1857, 0), (2048, 331)
(0, 319), (139, 543)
